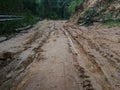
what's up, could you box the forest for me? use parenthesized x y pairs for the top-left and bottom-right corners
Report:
(0, 0), (82, 19)
(0, 0), (83, 35)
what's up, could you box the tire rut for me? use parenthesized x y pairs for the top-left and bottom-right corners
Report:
(64, 25), (113, 90)
(63, 29), (94, 90)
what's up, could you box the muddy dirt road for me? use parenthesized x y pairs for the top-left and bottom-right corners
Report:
(0, 20), (120, 90)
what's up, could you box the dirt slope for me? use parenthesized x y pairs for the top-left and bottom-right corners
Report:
(69, 0), (120, 24)
(0, 20), (120, 90)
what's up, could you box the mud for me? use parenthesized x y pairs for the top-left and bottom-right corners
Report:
(0, 20), (120, 90)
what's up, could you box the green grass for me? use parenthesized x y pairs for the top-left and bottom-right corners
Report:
(0, 16), (39, 35)
(102, 20), (120, 26)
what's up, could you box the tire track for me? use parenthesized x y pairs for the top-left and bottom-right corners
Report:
(64, 25), (113, 90)
(63, 29), (94, 90)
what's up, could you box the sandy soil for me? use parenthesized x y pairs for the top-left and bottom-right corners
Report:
(0, 20), (120, 90)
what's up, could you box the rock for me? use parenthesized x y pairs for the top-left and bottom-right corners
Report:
(0, 37), (7, 42)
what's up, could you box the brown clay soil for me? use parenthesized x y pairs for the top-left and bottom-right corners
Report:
(0, 20), (120, 90)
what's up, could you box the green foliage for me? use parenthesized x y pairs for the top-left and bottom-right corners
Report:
(83, 8), (91, 16)
(31, 0), (84, 19)
(0, 0), (84, 19)
(0, 16), (38, 35)
(102, 19), (120, 26)
(1, 0), (84, 35)
(82, 8), (95, 18)
(102, 13), (113, 19)
(68, 0), (83, 15)
(23, 0), (39, 15)
(68, 1), (77, 14)
(37, 0), (66, 19)
(104, 13), (113, 18)
(48, 13), (59, 20)
(0, 0), (23, 14)
(105, 0), (113, 3)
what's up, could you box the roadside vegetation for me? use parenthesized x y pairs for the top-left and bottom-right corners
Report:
(0, 15), (39, 36)
(102, 19), (120, 26)
(0, 0), (119, 36)
(0, 0), (84, 36)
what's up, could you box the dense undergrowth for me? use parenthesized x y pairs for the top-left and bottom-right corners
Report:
(0, 0), (84, 36)
(0, 15), (39, 36)
(0, 0), (120, 36)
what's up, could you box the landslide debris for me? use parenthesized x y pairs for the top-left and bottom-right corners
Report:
(70, 0), (120, 26)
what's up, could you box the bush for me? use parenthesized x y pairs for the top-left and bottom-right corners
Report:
(68, 0), (83, 15)
(102, 18), (120, 26)
(0, 16), (38, 35)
